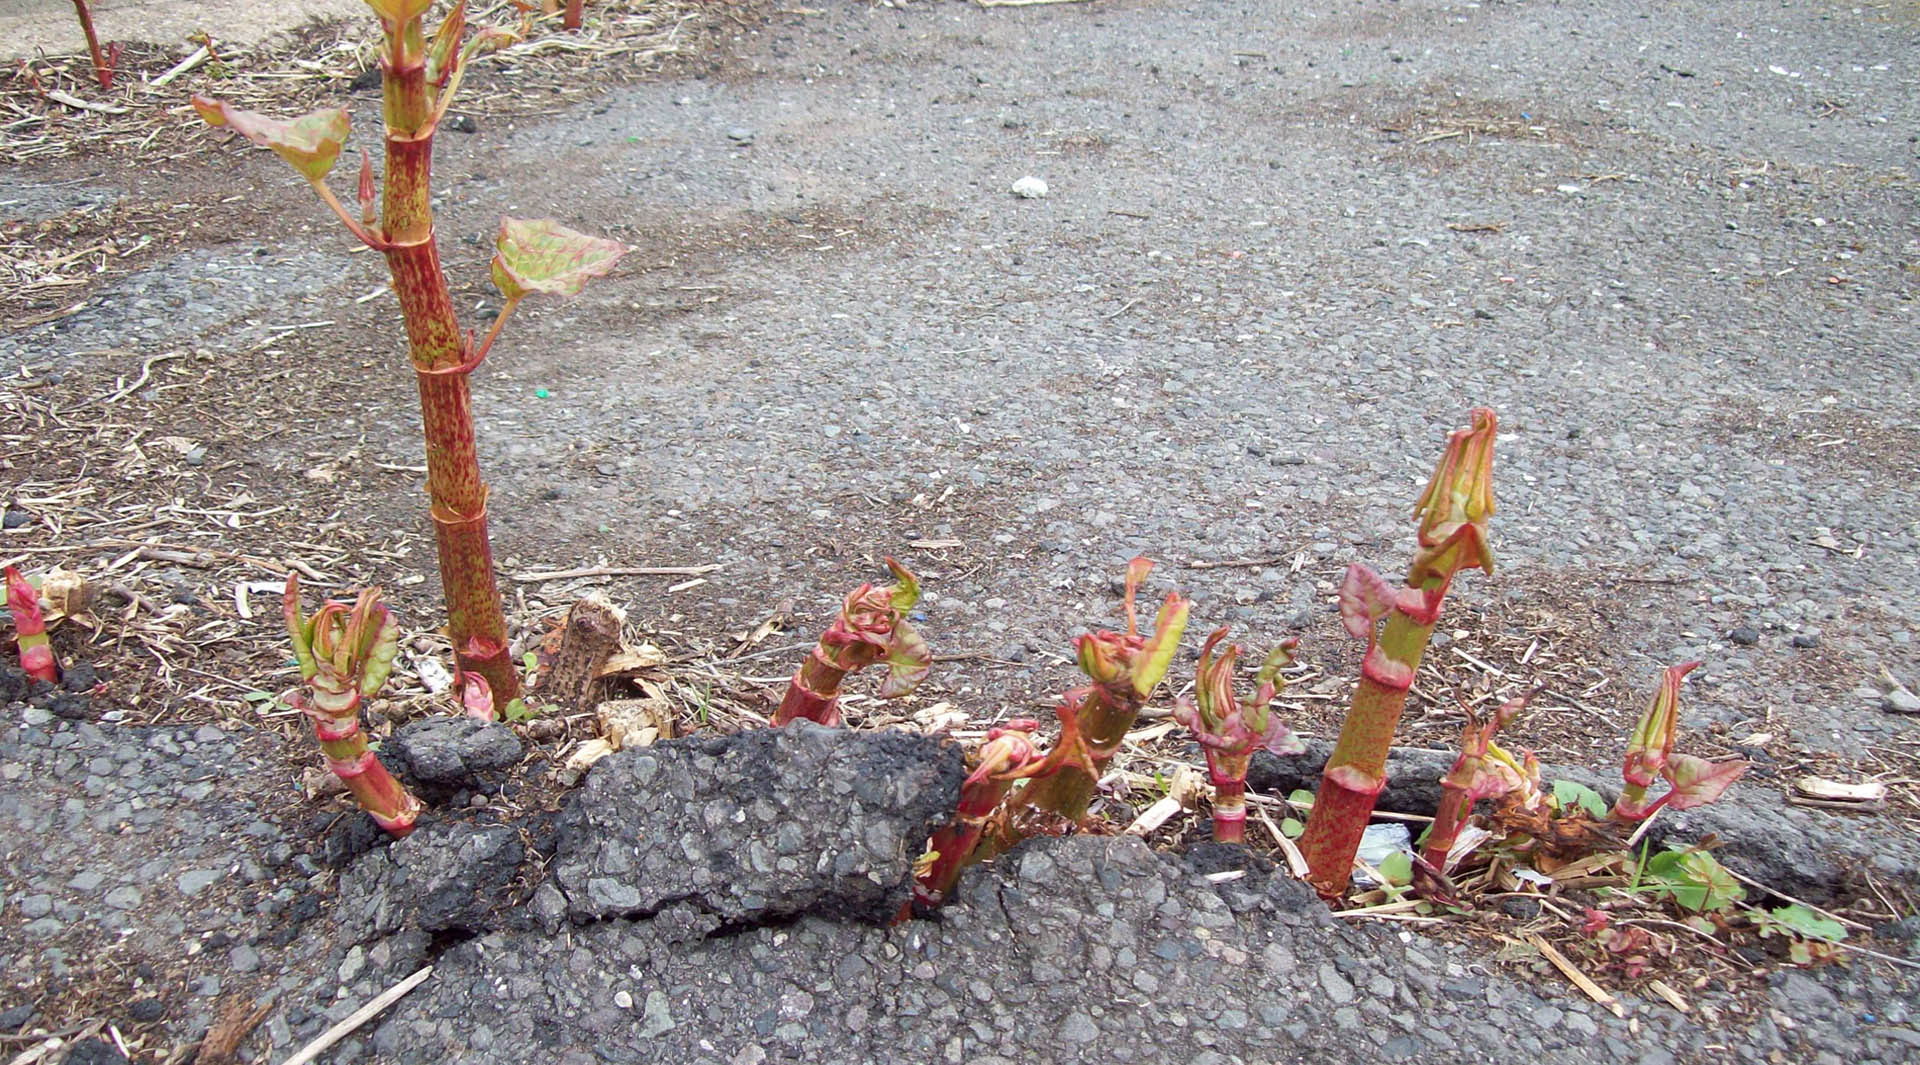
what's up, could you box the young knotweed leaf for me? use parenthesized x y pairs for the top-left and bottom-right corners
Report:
(362, 0), (436, 23)
(1338, 563), (1395, 642)
(191, 97), (350, 184)
(457, 669), (496, 721)
(877, 619), (931, 699)
(424, 0), (468, 86)
(1412, 407), (1497, 557)
(353, 591), (402, 699)
(1130, 593), (1192, 698)
(491, 218), (627, 303)
(882, 557), (922, 611)
(283, 574), (319, 681)
(1662, 753), (1749, 811)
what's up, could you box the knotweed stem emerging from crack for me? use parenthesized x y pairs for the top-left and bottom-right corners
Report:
(1297, 409), (1497, 897)
(772, 559), (930, 727)
(285, 574), (421, 837)
(192, 1), (624, 704)
(1173, 628), (1302, 843)
(5, 566), (59, 683)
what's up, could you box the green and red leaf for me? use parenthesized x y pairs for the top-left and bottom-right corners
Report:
(1337, 563), (1395, 641)
(490, 218), (626, 302)
(363, 0), (436, 24)
(192, 96), (350, 183)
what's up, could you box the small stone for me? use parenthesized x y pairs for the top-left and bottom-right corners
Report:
(445, 113), (479, 134)
(1729, 626), (1760, 646)
(193, 725), (226, 744)
(0, 509), (30, 529)
(1790, 633), (1819, 649)
(1884, 688), (1920, 715)
(183, 447), (206, 467)
(177, 869), (222, 896)
(0, 1003), (34, 1029)
(726, 126), (756, 144)
(1058, 1010), (1098, 1043)
(640, 991), (675, 1037)
(18, 894), (53, 919)
(52, 1038), (127, 1064)
(104, 886), (142, 909)
(22, 706), (53, 727)
(228, 944), (261, 973)
(614, 990), (634, 1010)
(127, 998), (165, 1023)
(1775, 971), (1837, 1008)
(1010, 176), (1049, 199)
(1317, 962), (1355, 1005)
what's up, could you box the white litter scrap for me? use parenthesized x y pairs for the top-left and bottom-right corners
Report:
(1011, 175), (1050, 199)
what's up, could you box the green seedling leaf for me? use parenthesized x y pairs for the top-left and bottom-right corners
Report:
(1767, 904), (1848, 943)
(192, 96), (349, 183)
(1377, 851), (1413, 888)
(1552, 779), (1610, 819)
(1642, 848), (1743, 912)
(501, 698), (536, 723)
(490, 218), (627, 302)
(1280, 816), (1305, 839)
(242, 690), (276, 703)
(1289, 788), (1316, 807)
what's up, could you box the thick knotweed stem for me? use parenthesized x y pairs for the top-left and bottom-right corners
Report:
(1298, 409), (1498, 897)
(1173, 628), (1302, 843)
(285, 574), (421, 836)
(772, 560), (930, 727)
(907, 720), (1046, 916)
(5, 566), (59, 683)
(1612, 662), (1747, 821)
(192, 1), (624, 706)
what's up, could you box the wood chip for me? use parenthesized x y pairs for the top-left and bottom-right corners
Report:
(1646, 978), (1691, 1013)
(1792, 776), (1887, 803)
(1260, 813), (1315, 885)
(1526, 933), (1626, 1018)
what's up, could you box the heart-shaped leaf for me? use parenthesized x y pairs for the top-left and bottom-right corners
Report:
(192, 96), (349, 183)
(877, 619), (931, 699)
(1338, 562), (1395, 641)
(491, 218), (626, 302)
(1662, 753), (1748, 811)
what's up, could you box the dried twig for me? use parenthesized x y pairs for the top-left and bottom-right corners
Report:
(510, 563), (721, 582)
(1525, 933), (1626, 1017)
(277, 966), (433, 1065)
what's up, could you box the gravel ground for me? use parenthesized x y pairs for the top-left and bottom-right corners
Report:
(6, 705), (1917, 1064)
(5, 0), (1920, 1061)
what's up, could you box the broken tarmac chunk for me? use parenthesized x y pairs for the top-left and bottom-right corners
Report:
(553, 721), (963, 925)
